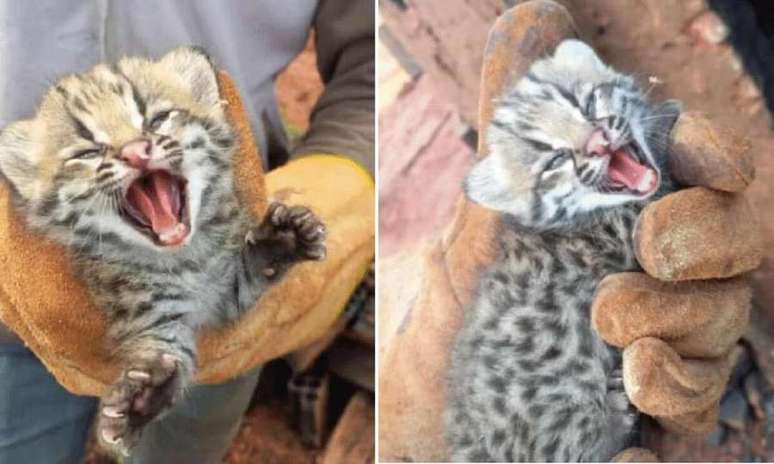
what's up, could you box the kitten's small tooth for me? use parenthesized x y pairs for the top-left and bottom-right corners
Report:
(637, 170), (656, 192)
(263, 267), (276, 277)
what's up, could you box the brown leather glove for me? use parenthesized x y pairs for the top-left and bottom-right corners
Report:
(378, 0), (763, 461)
(592, 109), (762, 436)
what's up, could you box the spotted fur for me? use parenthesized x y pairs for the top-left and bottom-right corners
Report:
(0, 47), (326, 454)
(445, 40), (681, 462)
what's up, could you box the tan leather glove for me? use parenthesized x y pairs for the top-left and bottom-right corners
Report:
(378, 0), (762, 461)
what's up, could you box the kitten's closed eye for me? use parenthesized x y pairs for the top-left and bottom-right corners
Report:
(70, 147), (103, 161)
(584, 90), (596, 118)
(544, 150), (571, 171)
(148, 111), (172, 131)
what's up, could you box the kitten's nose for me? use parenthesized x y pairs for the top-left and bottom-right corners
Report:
(118, 139), (151, 169)
(586, 129), (610, 156)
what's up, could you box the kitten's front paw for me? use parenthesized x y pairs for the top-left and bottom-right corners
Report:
(98, 353), (185, 455)
(246, 202), (327, 275)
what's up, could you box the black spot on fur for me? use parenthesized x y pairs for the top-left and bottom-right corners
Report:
(542, 438), (560, 460)
(521, 387), (537, 402)
(528, 404), (546, 418)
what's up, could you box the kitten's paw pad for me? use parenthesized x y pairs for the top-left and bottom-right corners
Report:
(98, 353), (184, 454)
(253, 202), (327, 262)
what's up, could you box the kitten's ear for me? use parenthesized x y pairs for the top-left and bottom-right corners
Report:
(0, 121), (40, 200)
(553, 39), (606, 73)
(464, 154), (517, 212)
(651, 99), (682, 137)
(159, 47), (221, 107)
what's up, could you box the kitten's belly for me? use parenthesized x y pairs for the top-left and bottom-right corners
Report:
(175, 256), (241, 328)
(446, 227), (635, 459)
(448, 272), (617, 460)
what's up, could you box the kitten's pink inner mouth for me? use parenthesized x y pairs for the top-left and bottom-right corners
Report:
(608, 147), (658, 194)
(125, 171), (189, 246)
(586, 129), (658, 195)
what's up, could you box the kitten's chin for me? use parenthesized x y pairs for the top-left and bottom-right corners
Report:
(121, 170), (191, 248)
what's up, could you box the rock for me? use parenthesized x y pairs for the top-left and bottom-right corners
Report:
(728, 344), (754, 390)
(613, 447), (659, 462)
(729, 52), (745, 74)
(687, 10), (729, 46)
(719, 389), (750, 432)
(764, 392), (774, 435)
(744, 371), (766, 420)
(744, 316), (774, 390)
(685, 0), (708, 16)
(738, 76), (763, 102)
(705, 423), (726, 446)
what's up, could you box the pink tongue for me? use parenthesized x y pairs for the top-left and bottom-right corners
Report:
(608, 148), (656, 193)
(127, 172), (188, 245)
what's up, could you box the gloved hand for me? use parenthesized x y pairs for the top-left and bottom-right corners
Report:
(592, 107), (761, 437)
(377, 0), (762, 461)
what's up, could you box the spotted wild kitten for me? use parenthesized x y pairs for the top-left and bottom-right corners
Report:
(445, 40), (681, 462)
(0, 47), (326, 455)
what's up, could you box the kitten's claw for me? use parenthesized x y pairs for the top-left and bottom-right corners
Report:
(127, 370), (150, 381)
(607, 369), (624, 391)
(245, 229), (256, 245)
(102, 405), (125, 418)
(98, 351), (185, 454)
(263, 267), (277, 277)
(248, 202), (328, 270)
(269, 203), (289, 226)
(101, 429), (120, 445)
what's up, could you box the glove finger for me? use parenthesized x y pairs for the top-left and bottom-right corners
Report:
(612, 447), (659, 462)
(477, 0), (577, 157)
(634, 187), (763, 281)
(623, 337), (733, 417)
(655, 404), (720, 435)
(445, 0), (577, 298)
(670, 111), (754, 192)
(592, 272), (751, 358)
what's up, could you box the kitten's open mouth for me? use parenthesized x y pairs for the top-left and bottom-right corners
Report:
(121, 171), (190, 247)
(586, 129), (658, 196)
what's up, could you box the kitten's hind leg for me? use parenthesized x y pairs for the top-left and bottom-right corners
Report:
(97, 326), (196, 455)
(573, 370), (638, 461)
(605, 368), (638, 446)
